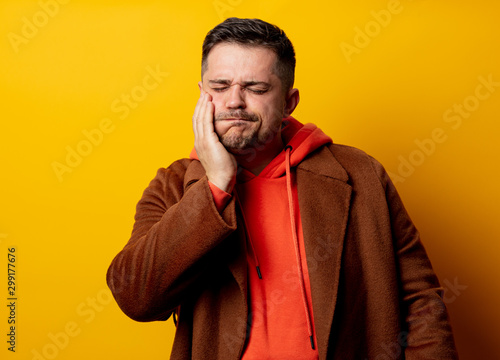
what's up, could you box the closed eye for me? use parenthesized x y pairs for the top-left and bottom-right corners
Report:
(211, 87), (229, 92)
(247, 88), (268, 94)
(211, 87), (268, 94)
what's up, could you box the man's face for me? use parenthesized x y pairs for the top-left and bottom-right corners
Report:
(200, 43), (289, 154)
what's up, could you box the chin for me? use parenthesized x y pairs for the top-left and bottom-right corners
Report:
(225, 146), (255, 156)
(220, 134), (257, 153)
(221, 139), (252, 153)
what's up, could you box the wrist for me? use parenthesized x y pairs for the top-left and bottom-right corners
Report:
(208, 174), (235, 193)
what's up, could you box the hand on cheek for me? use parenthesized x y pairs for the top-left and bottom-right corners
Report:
(192, 88), (237, 193)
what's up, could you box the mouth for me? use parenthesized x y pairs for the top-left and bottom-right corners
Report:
(216, 111), (258, 123)
(218, 119), (253, 127)
(216, 119), (255, 127)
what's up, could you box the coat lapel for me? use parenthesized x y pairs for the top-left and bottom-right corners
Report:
(296, 146), (352, 360)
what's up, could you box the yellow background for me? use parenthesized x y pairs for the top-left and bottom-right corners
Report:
(1, 0), (499, 359)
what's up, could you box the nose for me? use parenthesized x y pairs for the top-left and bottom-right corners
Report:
(225, 85), (246, 109)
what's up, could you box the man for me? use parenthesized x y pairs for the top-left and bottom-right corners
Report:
(107, 17), (458, 360)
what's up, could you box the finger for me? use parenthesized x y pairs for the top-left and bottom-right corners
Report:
(192, 94), (202, 137)
(197, 92), (209, 138)
(193, 91), (205, 127)
(193, 91), (207, 139)
(201, 95), (215, 135)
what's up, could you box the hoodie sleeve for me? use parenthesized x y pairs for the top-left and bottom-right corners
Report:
(106, 160), (237, 322)
(208, 180), (232, 213)
(370, 157), (459, 360)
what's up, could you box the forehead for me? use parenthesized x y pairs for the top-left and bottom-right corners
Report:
(204, 43), (279, 82)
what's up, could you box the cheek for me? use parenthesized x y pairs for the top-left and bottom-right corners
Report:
(214, 121), (225, 136)
(210, 96), (225, 115)
(254, 95), (284, 117)
(260, 103), (282, 121)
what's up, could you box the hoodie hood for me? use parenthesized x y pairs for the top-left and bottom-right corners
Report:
(257, 116), (332, 179)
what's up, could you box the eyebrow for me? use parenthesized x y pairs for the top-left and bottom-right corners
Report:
(208, 79), (271, 87)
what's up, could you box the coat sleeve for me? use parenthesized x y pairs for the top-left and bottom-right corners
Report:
(371, 158), (459, 359)
(106, 161), (237, 322)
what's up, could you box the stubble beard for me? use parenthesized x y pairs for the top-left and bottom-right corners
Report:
(215, 110), (262, 154)
(220, 127), (269, 154)
(217, 120), (282, 155)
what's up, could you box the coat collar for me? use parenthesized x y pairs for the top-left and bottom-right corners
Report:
(296, 144), (350, 182)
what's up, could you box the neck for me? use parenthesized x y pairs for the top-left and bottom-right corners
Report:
(234, 136), (284, 175)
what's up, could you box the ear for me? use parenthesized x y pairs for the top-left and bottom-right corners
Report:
(284, 88), (300, 118)
(198, 81), (203, 91)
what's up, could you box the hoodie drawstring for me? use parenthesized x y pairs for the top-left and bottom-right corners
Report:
(285, 146), (316, 350)
(235, 191), (263, 279)
(234, 146), (316, 350)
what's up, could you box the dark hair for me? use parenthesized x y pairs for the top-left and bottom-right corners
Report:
(201, 17), (296, 91)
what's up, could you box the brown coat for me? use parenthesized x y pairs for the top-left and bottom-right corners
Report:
(107, 143), (458, 359)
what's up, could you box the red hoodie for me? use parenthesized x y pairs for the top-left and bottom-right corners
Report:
(190, 117), (332, 359)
